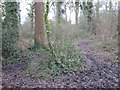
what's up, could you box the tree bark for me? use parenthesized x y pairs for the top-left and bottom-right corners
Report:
(87, 0), (94, 34)
(35, 2), (44, 46)
(75, 0), (79, 25)
(96, 0), (100, 18)
(56, 2), (62, 24)
(44, 1), (51, 47)
(118, 2), (120, 86)
(109, 0), (112, 12)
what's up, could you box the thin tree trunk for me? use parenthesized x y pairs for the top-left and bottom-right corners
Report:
(56, 2), (62, 24)
(95, 0), (100, 35)
(118, 2), (120, 79)
(75, 0), (79, 25)
(64, 4), (67, 22)
(96, 0), (99, 18)
(44, 1), (51, 48)
(87, 0), (94, 34)
(109, 0), (113, 39)
(109, 0), (112, 12)
(34, 2), (44, 46)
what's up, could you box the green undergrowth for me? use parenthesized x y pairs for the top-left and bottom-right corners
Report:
(2, 48), (41, 66)
(24, 40), (85, 78)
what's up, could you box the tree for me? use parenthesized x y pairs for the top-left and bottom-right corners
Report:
(109, 0), (113, 36)
(64, 3), (67, 22)
(75, 0), (79, 25)
(2, 2), (20, 59)
(96, 0), (100, 19)
(81, 1), (87, 16)
(109, 0), (112, 12)
(87, 0), (93, 32)
(44, 1), (50, 47)
(118, 1), (120, 68)
(56, 2), (62, 24)
(34, 2), (44, 47)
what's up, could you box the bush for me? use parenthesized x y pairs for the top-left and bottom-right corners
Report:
(25, 40), (84, 78)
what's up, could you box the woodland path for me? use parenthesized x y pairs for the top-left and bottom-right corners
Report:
(2, 40), (120, 88)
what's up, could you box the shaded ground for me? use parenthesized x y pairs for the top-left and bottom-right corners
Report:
(2, 40), (119, 88)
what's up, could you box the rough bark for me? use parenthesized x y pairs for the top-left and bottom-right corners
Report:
(34, 2), (44, 46)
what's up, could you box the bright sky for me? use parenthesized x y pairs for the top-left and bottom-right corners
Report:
(20, 1), (32, 24)
(20, 0), (119, 24)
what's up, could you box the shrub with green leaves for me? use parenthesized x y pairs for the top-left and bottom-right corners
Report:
(1, 2), (32, 65)
(47, 41), (84, 75)
(25, 40), (84, 78)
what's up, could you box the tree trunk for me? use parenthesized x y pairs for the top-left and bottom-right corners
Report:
(2, 2), (20, 59)
(75, 1), (79, 25)
(109, 0), (112, 12)
(95, 0), (100, 35)
(56, 2), (62, 24)
(118, 1), (120, 79)
(34, 2), (44, 47)
(82, 1), (87, 16)
(44, 1), (51, 47)
(87, 0), (94, 34)
(96, 0), (100, 18)
(109, 0), (113, 39)
(64, 4), (67, 22)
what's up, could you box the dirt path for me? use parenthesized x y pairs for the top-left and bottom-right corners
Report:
(2, 40), (119, 88)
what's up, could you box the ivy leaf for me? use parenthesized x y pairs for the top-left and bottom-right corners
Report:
(57, 58), (61, 64)
(61, 63), (65, 68)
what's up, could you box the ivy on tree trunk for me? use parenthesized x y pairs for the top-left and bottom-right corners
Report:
(2, 2), (20, 59)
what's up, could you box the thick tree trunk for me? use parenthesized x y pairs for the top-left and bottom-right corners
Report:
(2, 2), (20, 59)
(34, 2), (44, 46)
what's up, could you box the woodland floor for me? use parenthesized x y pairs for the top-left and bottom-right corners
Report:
(2, 40), (120, 88)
